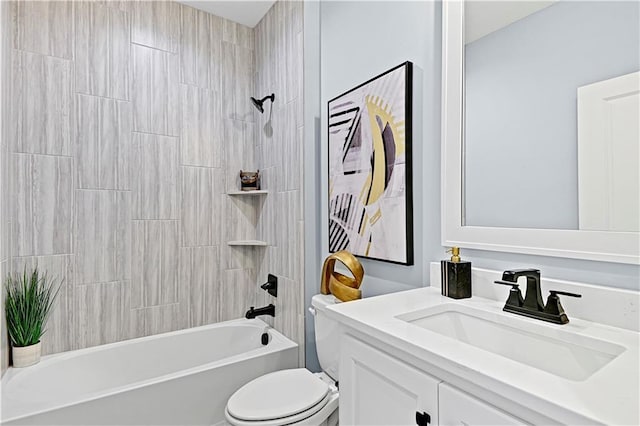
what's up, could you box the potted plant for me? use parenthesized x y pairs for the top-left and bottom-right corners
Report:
(4, 267), (60, 367)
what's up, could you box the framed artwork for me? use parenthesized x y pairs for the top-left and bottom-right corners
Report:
(328, 61), (414, 265)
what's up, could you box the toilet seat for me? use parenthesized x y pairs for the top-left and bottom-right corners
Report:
(225, 369), (334, 426)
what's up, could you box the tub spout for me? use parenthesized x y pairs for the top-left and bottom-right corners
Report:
(245, 304), (275, 319)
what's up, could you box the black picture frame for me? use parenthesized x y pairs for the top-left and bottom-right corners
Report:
(327, 61), (414, 265)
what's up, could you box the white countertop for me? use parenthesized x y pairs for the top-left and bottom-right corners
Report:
(326, 287), (640, 425)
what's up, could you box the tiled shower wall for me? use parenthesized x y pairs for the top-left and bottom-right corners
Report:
(255, 1), (305, 364)
(1, 0), (11, 375)
(2, 0), (304, 364)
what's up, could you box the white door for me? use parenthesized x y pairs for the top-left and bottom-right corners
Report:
(578, 71), (640, 232)
(339, 335), (440, 426)
(439, 383), (526, 426)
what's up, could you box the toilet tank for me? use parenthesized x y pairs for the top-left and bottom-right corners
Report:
(311, 294), (341, 381)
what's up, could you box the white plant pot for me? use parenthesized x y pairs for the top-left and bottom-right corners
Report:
(12, 341), (42, 368)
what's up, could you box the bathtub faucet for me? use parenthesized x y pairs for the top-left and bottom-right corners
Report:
(245, 304), (275, 319)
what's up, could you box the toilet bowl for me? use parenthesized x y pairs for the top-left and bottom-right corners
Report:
(225, 294), (341, 426)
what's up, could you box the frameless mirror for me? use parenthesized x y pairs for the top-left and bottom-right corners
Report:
(441, 1), (640, 263)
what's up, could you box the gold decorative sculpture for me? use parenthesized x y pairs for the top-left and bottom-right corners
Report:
(321, 250), (364, 302)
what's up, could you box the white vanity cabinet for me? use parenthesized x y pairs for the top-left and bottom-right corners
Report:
(340, 335), (440, 425)
(340, 334), (526, 426)
(439, 383), (525, 426)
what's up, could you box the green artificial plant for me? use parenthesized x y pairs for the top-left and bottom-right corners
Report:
(4, 267), (60, 347)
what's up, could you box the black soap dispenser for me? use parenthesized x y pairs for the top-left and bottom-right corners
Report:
(441, 247), (472, 299)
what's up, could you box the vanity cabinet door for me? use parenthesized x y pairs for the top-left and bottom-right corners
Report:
(439, 383), (526, 426)
(340, 335), (440, 426)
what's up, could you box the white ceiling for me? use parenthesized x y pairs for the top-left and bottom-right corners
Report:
(465, 1), (558, 44)
(176, 0), (276, 28)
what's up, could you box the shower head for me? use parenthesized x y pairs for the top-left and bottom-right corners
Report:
(250, 93), (275, 113)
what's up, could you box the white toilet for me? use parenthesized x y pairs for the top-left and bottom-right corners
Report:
(225, 294), (340, 426)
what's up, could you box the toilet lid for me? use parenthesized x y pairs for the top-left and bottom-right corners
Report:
(227, 368), (330, 421)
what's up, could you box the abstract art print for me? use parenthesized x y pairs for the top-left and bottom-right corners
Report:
(328, 61), (413, 265)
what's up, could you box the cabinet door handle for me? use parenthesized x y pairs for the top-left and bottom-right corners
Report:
(416, 411), (431, 426)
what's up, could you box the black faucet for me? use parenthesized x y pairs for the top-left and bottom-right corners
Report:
(495, 268), (581, 324)
(502, 269), (544, 311)
(245, 304), (275, 319)
(260, 274), (278, 297)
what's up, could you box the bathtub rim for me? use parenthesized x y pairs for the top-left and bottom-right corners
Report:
(1, 318), (298, 423)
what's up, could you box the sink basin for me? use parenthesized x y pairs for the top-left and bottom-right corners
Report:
(396, 304), (625, 381)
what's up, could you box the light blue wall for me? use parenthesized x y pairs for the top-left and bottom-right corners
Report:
(320, 0), (443, 291)
(303, 1), (323, 373)
(465, 1), (640, 229)
(303, 0), (639, 372)
(305, 0), (442, 371)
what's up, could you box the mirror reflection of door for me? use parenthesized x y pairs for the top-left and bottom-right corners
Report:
(463, 1), (640, 231)
(578, 72), (640, 232)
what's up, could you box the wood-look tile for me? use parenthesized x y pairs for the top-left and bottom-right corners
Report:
(261, 103), (281, 173)
(181, 166), (222, 246)
(291, 1), (303, 34)
(13, 154), (72, 256)
(234, 45), (255, 123)
(282, 3), (297, 104)
(223, 195), (259, 245)
(180, 85), (221, 167)
(131, 220), (179, 308)
(221, 42), (236, 120)
(74, 190), (130, 284)
(76, 94), (131, 190)
(222, 19), (238, 45)
(297, 313), (306, 367)
(295, 219), (304, 282)
(219, 268), (257, 322)
(273, 276), (302, 345)
(209, 14), (223, 92)
(273, 3), (286, 101)
(212, 168), (226, 246)
(11, 255), (74, 355)
(131, 0), (179, 53)
(132, 133), (179, 219)
(1, 139), (10, 264)
(14, 1), (73, 59)
(255, 245), (273, 288)
(283, 102), (300, 192)
(237, 24), (254, 51)
(221, 243), (260, 273)
(0, 262), (7, 375)
(132, 44), (180, 136)
(255, 168), (277, 245)
(179, 6), (210, 88)
(94, 1), (130, 11)
(74, 281), (131, 349)
(116, 191), (133, 283)
(130, 308), (146, 339)
(180, 246), (219, 327)
(12, 51), (72, 156)
(223, 118), (255, 193)
(75, 2), (130, 100)
(294, 31), (303, 107)
(276, 191), (301, 280)
(143, 303), (186, 336)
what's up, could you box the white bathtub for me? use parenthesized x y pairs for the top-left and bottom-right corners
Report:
(1, 318), (298, 425)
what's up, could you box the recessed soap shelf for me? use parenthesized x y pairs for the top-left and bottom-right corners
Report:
(227, 240), (268, 247)
(226, 190), (269, 196)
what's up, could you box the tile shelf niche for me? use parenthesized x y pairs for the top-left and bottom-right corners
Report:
(226, 190), (269, 196)
(227, 240), (268, 246)
(225, 189), (269, 246)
